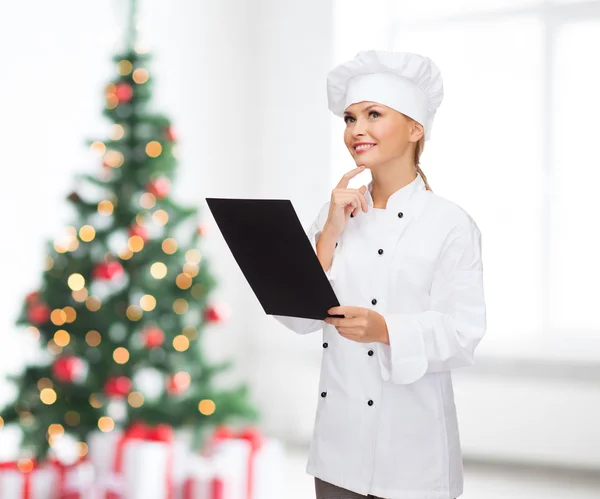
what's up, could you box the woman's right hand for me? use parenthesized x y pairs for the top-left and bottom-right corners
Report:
(323, 166), (368, 238)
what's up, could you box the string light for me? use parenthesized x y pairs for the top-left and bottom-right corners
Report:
(51, 309), (67, 326)
(134, 213), (145, 226)
(98, 200), (115, 216)
(47, 424), (64, 438)
(17, 459), (34, 473)
(40, 388), (57, 405)
(117, 60), (133, 76)
(90, 142), (106, 156)
(104, 150), (124, 168)
(198, 399), (216, 416)
(98, 416), (114, 432)
(79, 225), (96, 242)
(140, 294), (156, 311)
(68, 273), (85, 291)
(176, 273), (192, 290)
(183, 263), (199, 277)
(63, 306), (77, 322)
(152, 209), (168, 226)
(85, 296), (102, 312)
(128, 235), (144, 252)
(53, 330), (70, 347)
(150, 262), (167, 279)
(173, 299), (189, 315)
(113, 347), (130, 364)
(185, 249), (202, 265)
(37, 378), (53, 390)
(173, 335), (189, 352)
(126, 305), (143, 321)
(140, 193), (156, 209)
(86, 330), (101, 347)
(132, 68), (149, 84)
(127, 392), (144, 408)
(79, 442), (88, 457)
(145, 141), (162, 158)
(162, 238), (177, 254)
(72, 288), (88, 302)
(89, 394), (103, 409)
(47, 340), (62, 355)
(44, 255), (54, 271)
(27, 327), (40, 341)
(118, 247), (134, 260)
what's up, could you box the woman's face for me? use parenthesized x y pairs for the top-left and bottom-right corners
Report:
(343, 101), (423, 168)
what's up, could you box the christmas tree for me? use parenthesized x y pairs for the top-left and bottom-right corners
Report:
(0, 0), (259, 460)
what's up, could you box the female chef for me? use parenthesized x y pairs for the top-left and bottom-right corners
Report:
(273, 50), (486, 499)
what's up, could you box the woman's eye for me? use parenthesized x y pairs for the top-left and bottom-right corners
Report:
(343, 111), (379, 123)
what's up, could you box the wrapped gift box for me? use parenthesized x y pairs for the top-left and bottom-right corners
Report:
(88, 422), (179, 499)
(0, 461), (58, 499)
(201, 427), (284, 499)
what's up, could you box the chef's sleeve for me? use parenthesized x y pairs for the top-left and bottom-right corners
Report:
(271, 201), (336, 335)
(376, 218), (486, 384)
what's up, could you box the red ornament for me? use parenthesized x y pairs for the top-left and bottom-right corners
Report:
(52, 356), (84, 383)
(128, 224), (148, 242)
(196, 224), (209, 237)
(142, 326), (164, 349)
(164, 126), (176, 142)
(204, 304), (228, 323)
(27, 302), (51, 325)
(166, 371), (190, 395)
(92, 261), (124, 280)
(26, 291), (40, 304)
(104, 376), (132, 398)
(146, 177), (170, 199)
(115, 83), (133, 103)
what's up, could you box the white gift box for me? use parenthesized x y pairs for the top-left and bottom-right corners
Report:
(204, 436), (285, 499)
(0, 463), (58, 499)
(88, 426), (186, 499)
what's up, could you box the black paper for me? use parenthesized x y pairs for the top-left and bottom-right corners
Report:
(205, 197), (343, 320)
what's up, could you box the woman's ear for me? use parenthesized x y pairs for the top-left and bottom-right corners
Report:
(409, 120), (425, 142)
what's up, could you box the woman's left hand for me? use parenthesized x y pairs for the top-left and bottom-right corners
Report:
(324, 306), (389, 344)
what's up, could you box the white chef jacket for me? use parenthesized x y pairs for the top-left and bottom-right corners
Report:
(273, 173), (486, 499)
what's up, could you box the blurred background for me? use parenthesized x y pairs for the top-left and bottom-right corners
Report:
(1, 0), (600, 498)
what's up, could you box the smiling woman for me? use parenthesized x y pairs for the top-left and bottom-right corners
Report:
(273, 49), (485, 499)
(342, 101), (430, 198)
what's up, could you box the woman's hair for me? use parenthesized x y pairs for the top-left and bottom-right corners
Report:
(413, 132), (431, 192)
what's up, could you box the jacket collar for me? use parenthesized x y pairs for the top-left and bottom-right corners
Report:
(364, 173), (425, 211)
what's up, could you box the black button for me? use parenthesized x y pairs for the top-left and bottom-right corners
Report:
(350, 213), (354, 218)
(335, 242), (338, 248)
(371, 298), (377, 305)
(368, 350), (374, 356)
(323, 342), (328, 348)
(397, 212), (404, 218)
(368, 400), (374, 406)
(321, 391), (327, 398)
(378, 249), (383, 255)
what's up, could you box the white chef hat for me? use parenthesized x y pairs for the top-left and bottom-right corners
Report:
(326, 50), (444, 140)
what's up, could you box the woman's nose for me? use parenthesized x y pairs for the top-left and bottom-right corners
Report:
(352, 118), (368, 136)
